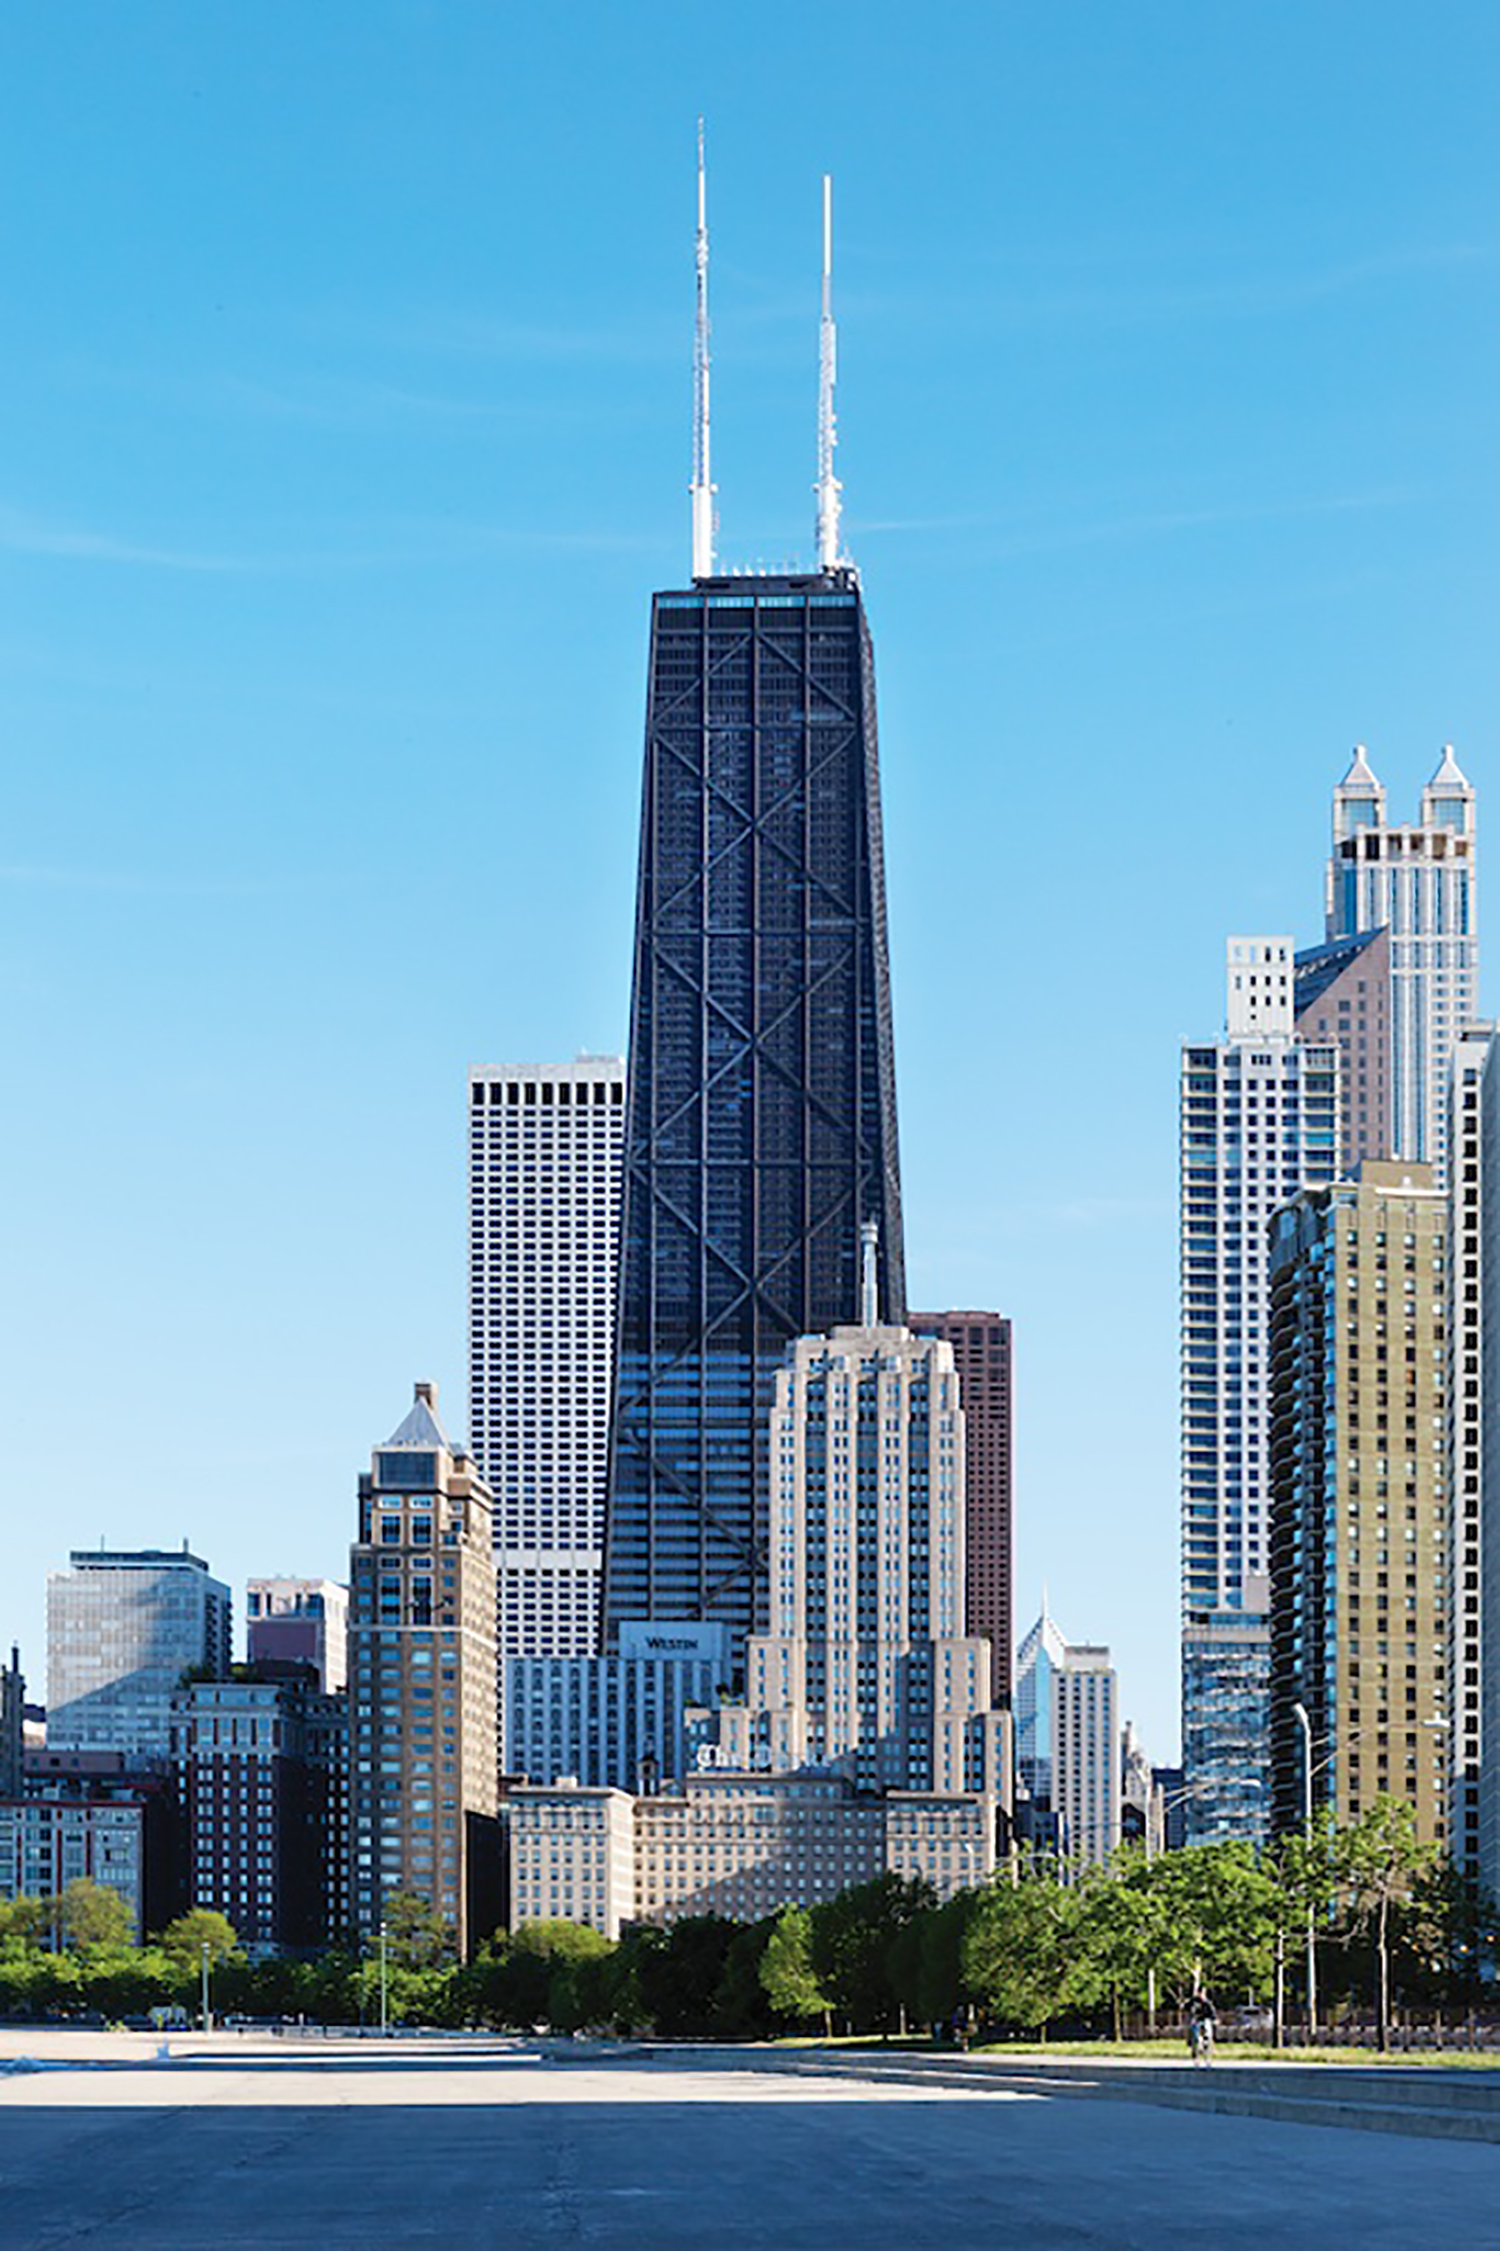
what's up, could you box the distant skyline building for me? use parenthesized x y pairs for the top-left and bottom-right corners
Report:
(509, 1768), (998, 1940)
(1013, 1602), (1119, 1870)
(1294, 926), (1393, 1176)
(1180, 940), (1340, 1845)
(1448, 1025), (1493, 1884)
(46, 1549), (231, 1763)
(348, 1384), (499, 1954)
(1269, 1162), (1449, 1849)
(246, 1577), (348, 1693)
(171, 1673), (350, 1953)
(909, 1310), (1013, 1700)
(1326, 746), (1477, 1180)
(1477, 1039), (1500, 1900)
(603, 168), (904, 1660)
(604, 562), (906, 1658)
(707, 1248), (1009, 1802)
(505, 1619), (730, 1792)
(468, 1057), (625, 1671)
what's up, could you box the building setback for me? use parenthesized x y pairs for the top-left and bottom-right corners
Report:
(348, 1385), (499, 1955)
(468, 1058), (625, 1673)
(604, 568), (905, 1661)
(246, 1580), (349, 1694)
(1180, 939), (1340, 1846)
(1268, 1163), (1449, 1848)
(908, 1311), (1013, 1699)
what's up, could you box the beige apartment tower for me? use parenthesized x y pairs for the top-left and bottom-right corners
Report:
(1268, 1164), (1448, 1847)
(348, 1384), (499, 1954)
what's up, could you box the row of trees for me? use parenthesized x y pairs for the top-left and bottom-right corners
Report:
(1, 1798), (1486, 2047)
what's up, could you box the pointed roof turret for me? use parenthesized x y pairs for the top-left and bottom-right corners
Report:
(1338, 743), (1382, 794)
(1428, 742), (1472, 792)
(384, 1380), (451, 1453)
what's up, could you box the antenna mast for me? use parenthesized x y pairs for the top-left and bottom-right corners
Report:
(815, 173), (842, 573)
(690, 120), (715, 581)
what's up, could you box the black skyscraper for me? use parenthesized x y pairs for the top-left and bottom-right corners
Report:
(602, 566), (905, 1656)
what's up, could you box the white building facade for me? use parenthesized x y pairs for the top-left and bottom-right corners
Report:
(507, 1769), (999, 1940)
(467, 1058), (625, 1669)
(1326, 746), (1477, 1180)
(708, 1268), (1009, 1801)
(1180, 941), (1340, 1845)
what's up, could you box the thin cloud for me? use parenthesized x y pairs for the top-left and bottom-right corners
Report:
(0, 863), (354, 898)
(0, 507), (239, 572)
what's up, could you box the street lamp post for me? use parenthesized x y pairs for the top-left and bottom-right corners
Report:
(1291, 1701), (1316, 2038)
(379, 1922), (389, 2036)
(200, 1939), (211, 2036)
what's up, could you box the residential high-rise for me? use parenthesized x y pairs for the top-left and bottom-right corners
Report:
(1448, 1026), (1493, 1884)
(46, 1550), (231, 1763)
(348, 1384), (499, 1954)
(1180, 940), (1340, 1844)
(1326, 747), (1478, 1179)
(709, 1246), (1008, 1800)
(468, 1058), (625, 1670)
(909, 1311), (1013, 1699)
(246, 1578), (349, 1692)
(1268, 1163), (1449, 1849)
(604, 563), (905, 1656)
(1294, 928), (1393, 1175)
(1476, 1040), (1500, 1900)
(171, 1673), (350, 1952)
(1013, 1603), (1119, 1870)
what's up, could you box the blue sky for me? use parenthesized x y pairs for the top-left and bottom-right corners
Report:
(3, 3), (1498, 1761)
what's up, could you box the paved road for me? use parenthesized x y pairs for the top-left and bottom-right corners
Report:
(2, 2033), (1498, 2248)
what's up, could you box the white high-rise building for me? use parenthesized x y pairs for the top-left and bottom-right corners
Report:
(1013, 1603), (1119, 1871)
(1180, 940), (1340, 1846)
(1327, 746), (1478, 1180)
(467, 1057), (625, 1668)
(47, 1549), (232, 1761)
(713, 1230), (1010, 1801)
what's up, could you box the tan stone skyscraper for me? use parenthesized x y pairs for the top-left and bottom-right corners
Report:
(348, 1384), (498, 1954)
(1268, 1163), (1449, 1848)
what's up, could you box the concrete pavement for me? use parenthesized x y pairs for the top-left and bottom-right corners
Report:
(1, 2031), (1497, 2247)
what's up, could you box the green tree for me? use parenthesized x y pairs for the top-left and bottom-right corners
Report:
(56, 1877), (134, 1952)
(811, 1875), (933, 2034)
(1143, 1842), (1278, 2006)
(961, 1874), (1079, 2033)
(159, 1909), (240, 1977)
(382, 1889), (450, 1969)
(760, 1906), (831, 2032)
(1335, 1795), (1438, 2050)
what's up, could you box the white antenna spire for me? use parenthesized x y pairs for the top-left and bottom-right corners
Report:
(859, 1218), (879, 1326)
(815, 172), (842, 573)
(690, 119), (715, 581)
